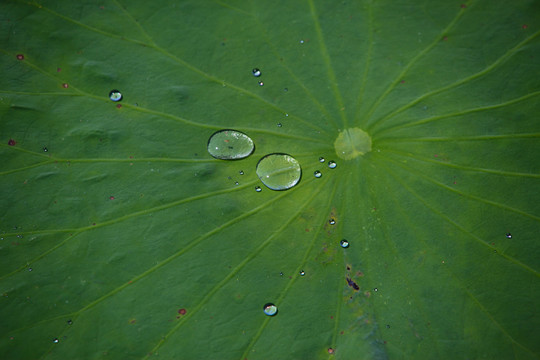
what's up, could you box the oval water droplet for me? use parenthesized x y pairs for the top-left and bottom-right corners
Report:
(328, 160), (337, 169)
(207, 130), (255, 160)
(258, 81), (264, 86)
(277, 123), (282, 127)
(256, 154), (301, 191)
(340, 239), (349, 248)
(506, 233), (512, 238)
(314, 170), (322, 178)
(255, 186), (262, 192)
(67, 319), (73, 325)
(329, 219), (336, 225)
(319, 157), (325, 163)
(263, 303), (278, 316)
(252, 68), (261, 77)
(109, 90), (123, 102)
(300, 270), (305, 276)
(239, 170), (244, 175)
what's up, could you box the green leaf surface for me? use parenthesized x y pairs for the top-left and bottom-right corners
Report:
(1, 0), (539, 359)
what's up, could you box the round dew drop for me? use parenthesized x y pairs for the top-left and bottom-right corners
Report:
(256, 153), (301, 190)
(255, 186), (262, 192)
(340, 239), (349, 248)
(314, 170), (322, 178)
(329, 219), (336, 225)
(109, 90), (123, 102)
(252, 68), (261, 77)
(263, 303), (278, 316)
(300, 270), (305, 276)
(258, 81), (264, 86)
(207, 129), (254, 160)
(319, 157), (325, 163)
(328, 160), (337, 169)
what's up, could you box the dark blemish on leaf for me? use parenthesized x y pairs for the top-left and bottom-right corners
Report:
(116, 104), (122, 108)
(340, 331), (344, 335)
(522, 24), (528, 29)
(16, 54), (24, 60)
(328, 348), (335, 354)
(443, 36), (448, 41)
(178, 308), (186, 315)
(8, 139), (16, 146)
(62, 83), (69, 88)
(346, 277), (359, 290)
(460, 4), (467, 8)
(57, 68), (61, 72)
(400, 80), (405, 84)
(67, 319), (73, 325)
(109, 196), (115, 200)
(92, 223), (96, 226)
(346, 265), (351, 271)
(386, 324), (390, 328)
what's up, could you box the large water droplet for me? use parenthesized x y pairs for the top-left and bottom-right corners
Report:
(252, 68), (261, 77)
(263, 303), (278, 316)
(314, 170), (322, 178)
(109, 90), (123, 102)
(340, 239), (349, 248)
(256, 154), (301, 190)
(207, 130), (254, 160)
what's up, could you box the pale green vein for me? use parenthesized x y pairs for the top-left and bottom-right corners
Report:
(0, 160), (55, 176)
(0, 90), (81, 96)
(249, 0), (337, 128)
(363, 3), (467, 127)
(146, 178), (328, 358)
(368, 166), (442, 356)
(241, 176), (335, 360)
(374, 91), (540, 137)
(212, 0), (252, 16)
(379, 132), (540, 143)
(1, 180), (260, 280)
(308, 0), (347, 129)
(378, 154), (539, 276)
(355, 2), (374, 128)
(111, 0), (155, 44)
(370, 31), (540, 134)
(382, 149), (540, 178)
(379, 159), (539, 355)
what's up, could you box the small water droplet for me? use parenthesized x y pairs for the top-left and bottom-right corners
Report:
(252, 68), (261, 77)
(374, 288), (378, 292)
(43, 147), (48, 152)
(283, 88), (288, 92)
(506, 233), (512, 239)
(239, 170), (244, 175)
(279, 272), (283, 276)
(207, 129), (254, 160)
(256, 153), (301, 191)
(255, 186), (262, 192)
(28, 267), (33, 271)
(109, 89), (123, 102)
(300, 270), (305, 276)
(314, 170), (322, 178)
(263, 303), (278, 316)
(329, 219), (336, 225)
(67, 320), (73, 325)
(300, 39), (304, 44)
(234, 181), (239, 186)
(340, 239), (349, 248)
(319, 157), (325, 163)
(53, 338), (59, 343)
(277, 123), (282, 127)
(258, 81), (264, 86)
(285, 113), (289, 117)
(328, 160), (337, 169)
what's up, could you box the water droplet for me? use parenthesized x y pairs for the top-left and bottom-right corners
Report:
(340, 239), (349, 248)
(53, 338), (59, 343)
(239, 170), (244, 175)
(252, 68), (261, 77)
(255, 186), (262, 192)
(207, 129), (254, 160)
(283, 88), (288, 92)
(234, 181), (239, 186)
(329, 219), (336, 225)
(43, 147), (48, 152)
(328, 160), (337, 169)
(300, 270), (305, 276)
(314, 170), (322, 178)
(319, 157), (325, 163)
(506, 233), (512, 239)
(263, 303), (278, 316)
(300, 39), (304, 44)
(277, 123), (282, 127)
(374, 288), (378, 292)
(256, 153), (301, 191)
(258, 81), (264, 86)
(279, 272), (283, 276)
(67, 320), (73, 325)
(28, 268), (33, 272)
(109, 90), (123, 102)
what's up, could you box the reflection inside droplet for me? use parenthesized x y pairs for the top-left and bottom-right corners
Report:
(207, 129), (255, 160)
(109, 89), (123, 102)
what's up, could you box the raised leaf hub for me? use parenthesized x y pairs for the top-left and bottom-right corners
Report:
(334, 128), (372, 160)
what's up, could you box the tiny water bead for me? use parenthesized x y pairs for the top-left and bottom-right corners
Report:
(314, 170), (322, 178)
(258, 81), (264, 86)
(334, 128), (372, 160)
(255, 186), (262, 192)
(319, 157), (325, 163)
(263, 303), (278, 316)
(340, 239), (349, 248)
(506, 233), (512, 239)
(53, 338), (59, 343)
(256, 153), (301, 191)
(239, 170), (244, 175)
(252, 68), (261, 77)
(43, 147), (48, 152)
(329, 219), (336, 225)
(67, 320), (73, 325)
(328, 160), (337, 169)
(109, 90), (123, 102)
(207, 129), (255, 160)
(300, 270), (305, 276)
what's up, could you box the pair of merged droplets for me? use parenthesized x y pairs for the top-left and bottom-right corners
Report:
(207, 129), (301, 191)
